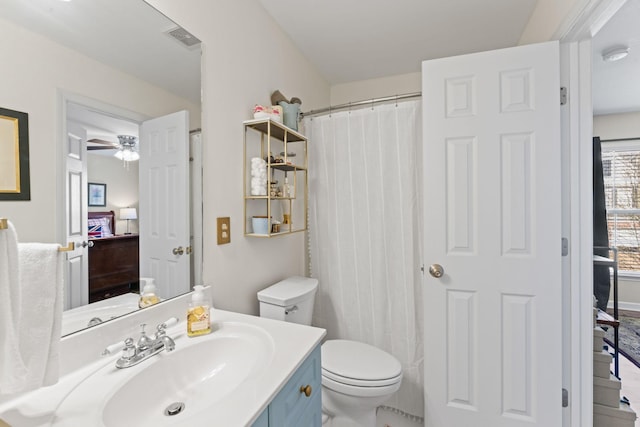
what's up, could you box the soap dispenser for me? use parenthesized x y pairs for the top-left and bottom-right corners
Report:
(138, 278), (160, 308)
(187, 285), (211, 337)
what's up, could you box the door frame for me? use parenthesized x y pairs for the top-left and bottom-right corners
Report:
(557, 1), (628, 426)
(56, 91), (150, 301)
(56, 91), (149, 243)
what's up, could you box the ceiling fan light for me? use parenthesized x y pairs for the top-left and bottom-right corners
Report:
(114, 135), (139, 162)
(602, 46), (630, 62)
(124, 150), (140, 161)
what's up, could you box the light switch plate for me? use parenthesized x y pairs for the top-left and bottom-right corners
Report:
(217, 217), (230, 244)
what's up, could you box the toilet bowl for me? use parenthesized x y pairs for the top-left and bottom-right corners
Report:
(258, 277), (403, 427)
(321, 339), (402, 427)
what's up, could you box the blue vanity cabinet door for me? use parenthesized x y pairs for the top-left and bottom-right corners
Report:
(251, 408), (269, 427)
(268, 344), (322, 426)
(293, 391), (322, 427)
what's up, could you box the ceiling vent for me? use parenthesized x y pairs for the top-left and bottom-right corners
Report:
(166, 26), (201, 49)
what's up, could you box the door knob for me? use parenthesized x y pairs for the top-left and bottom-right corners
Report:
(429, 264), (444, 278)
(172, 246), (184, 255)
(80, 240), (94, 248)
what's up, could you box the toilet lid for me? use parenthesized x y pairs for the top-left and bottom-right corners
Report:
(321, 340), (402, 385)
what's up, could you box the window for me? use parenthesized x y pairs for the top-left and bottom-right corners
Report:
(602, 142), (640, 275)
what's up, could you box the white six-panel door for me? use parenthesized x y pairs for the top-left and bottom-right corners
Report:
(422, 41), (562, 426)
(64, 121), (89, 310)
(139, 110), (191, 299)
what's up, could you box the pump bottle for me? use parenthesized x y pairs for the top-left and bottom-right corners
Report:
(138, 278), (160, 308)
(187, 285), (211, 337)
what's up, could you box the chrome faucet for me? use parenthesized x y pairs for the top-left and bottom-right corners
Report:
(115, 321), (177, 369)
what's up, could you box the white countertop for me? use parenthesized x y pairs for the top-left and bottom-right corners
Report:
(0, 307), (325, 426)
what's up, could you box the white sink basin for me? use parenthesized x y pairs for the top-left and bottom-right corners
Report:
(52, 321), (275, 427)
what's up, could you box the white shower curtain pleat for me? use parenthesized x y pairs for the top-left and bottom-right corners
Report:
(304, 100), (424, 418)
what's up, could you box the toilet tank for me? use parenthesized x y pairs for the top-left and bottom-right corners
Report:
(257, 276), (318, 325)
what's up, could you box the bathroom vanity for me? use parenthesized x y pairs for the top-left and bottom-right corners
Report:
(0, 292), (325, 426)
(252, 345), (322, 426)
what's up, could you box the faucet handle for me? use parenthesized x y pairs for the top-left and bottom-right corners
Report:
(102, 340), (126, 356)
(137, 323), (154, 351)
(121, 338), (136, 361)
(156, 317), (178, 335)
(160, 317), (179, 329)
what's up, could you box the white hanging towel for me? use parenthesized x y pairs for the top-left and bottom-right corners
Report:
(15, 242), (63, 393)
(0, 221), (28, 394)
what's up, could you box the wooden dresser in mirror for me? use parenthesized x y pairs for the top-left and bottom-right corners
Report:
(88, 211), (139, 302)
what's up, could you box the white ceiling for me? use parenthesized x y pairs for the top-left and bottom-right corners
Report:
(2, 0), (637, 121)
(257, 0), (640, 115)
(257, 0), (538, 84)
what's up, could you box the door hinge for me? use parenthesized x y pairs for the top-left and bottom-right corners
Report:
(560, 87), (568, 106)
(562, 388), (569, 407)
(562, 237), (569, 256)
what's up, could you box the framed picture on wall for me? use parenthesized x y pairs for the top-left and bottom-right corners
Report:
(88, 183), (106, 207)
(0, 107), (31, 200)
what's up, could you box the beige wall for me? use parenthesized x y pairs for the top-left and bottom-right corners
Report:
(594, 112), (640, 307)
(594, 112), (640, 140)
(518, 0), (585, 44)
(330, 72), (421, 106)
(87, 154), (139, 235)
(0, 16), (199, 244)
(145, 0), (331, 315)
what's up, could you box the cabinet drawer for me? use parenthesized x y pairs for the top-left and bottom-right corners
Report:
(269, 345), (321, 426)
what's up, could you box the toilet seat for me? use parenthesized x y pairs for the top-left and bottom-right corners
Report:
(322, 368), (402, 387)
(321, 340), (402, 391)
(322, 372), (402, 398)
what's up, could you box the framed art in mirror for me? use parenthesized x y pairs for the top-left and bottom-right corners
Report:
(0, 107), (30, 200)
(88, 182), (107, 207)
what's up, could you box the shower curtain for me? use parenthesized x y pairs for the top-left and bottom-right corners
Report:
(304, 99), (424, 418)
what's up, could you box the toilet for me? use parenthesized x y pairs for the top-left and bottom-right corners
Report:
(258, 277), (403, 427)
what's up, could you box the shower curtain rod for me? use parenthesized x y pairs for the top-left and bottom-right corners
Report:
(300, 91), (421, 118)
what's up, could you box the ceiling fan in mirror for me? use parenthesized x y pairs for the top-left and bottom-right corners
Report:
(87, 135), (139, 162)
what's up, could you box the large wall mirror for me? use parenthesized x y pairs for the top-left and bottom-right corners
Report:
(2, 0), (202, 336)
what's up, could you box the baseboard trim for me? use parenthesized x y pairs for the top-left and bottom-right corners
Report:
(607, 301), (640, 313)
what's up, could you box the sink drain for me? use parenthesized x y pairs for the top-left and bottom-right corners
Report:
(164, 402), (185, 416)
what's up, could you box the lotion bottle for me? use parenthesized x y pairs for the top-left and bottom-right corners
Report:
(187, 285), (211, 337)
(138, 278), (160, 308)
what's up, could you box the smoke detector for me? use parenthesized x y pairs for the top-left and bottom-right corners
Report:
(602, 46), (630, 62)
